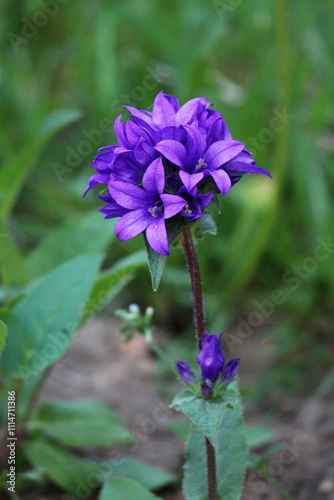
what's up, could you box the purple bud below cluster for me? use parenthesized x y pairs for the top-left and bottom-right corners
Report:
(84, 92), (271, 255)
(222, 357), (240, 383)
(197, 333), (225, 384)
(175, 360), (195, 384)
(175, 332), (239, 396)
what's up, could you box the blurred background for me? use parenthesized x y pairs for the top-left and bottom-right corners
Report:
(1, 0), (334, 473)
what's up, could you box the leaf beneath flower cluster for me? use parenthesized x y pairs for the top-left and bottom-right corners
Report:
(170, 388), (237, 446)
(183, 380), (248, 500)
(144, 216), (187, 291)
(195, 211), (217, 240)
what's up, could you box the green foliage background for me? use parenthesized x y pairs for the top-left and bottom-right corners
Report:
(1, 0), (334, 395)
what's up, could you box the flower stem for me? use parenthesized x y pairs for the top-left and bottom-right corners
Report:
(180, 225), (205, 351)
(181, 225), (218, 500)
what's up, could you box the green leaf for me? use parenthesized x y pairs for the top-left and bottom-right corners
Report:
(100, 478), (160, 500)
(0, 321), (7, 355)
(91, 456), (176, 491)
(144, 236), (167, 293)
(0, 110), (82, 221)
(0, 220), (27, 287)
(144, 217), (187, 291)
(37, 109), (82, 137)
(82, 250), (147, 321)
(212, 193), (221, 214)
(28, 399), (132, 447)
(195, 212), (217, 239)
(0, 307), (12, 324)
(27, 211), (116, 278)
(183, 382), (248, 500)
(2, 254), (103, 378)
(0, 110), (82, 289)
(24, 439), (98, 497)
(171, 388), (237, 446)
(245, 425), (273, 448)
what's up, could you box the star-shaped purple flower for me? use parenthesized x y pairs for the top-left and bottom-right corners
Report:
(155, 122), (271, 197)
(106, 158), (186, 255)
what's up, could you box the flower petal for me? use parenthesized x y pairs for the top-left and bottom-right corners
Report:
(124, 106), (152, 125)
(142, 158), (165, 194)
(175, 97), (207, 126)
(179, 171), (204, 192)
(210, 169), (232, 196)
(175, 361), (195, 384)
(99, 204), (129, 218)
(160, 194), (187, 219)
(146, 216), (169, 256)
(83, 174), (110, 197)
(205, 140), (245, 170)
(92, 147), (116, 172)
(125, 120), (151, 146)
(222, 358), (240, 383)
(183, 123), (207, 162)
(115, 208), (151, 240)
(163, 93), (179, 112)
(225, 161), (272, 178)
(134, 140), (157, 166)
(111, 154), (144, 183)
(197, 192), (214, 208)
(154, 140), (187, 168)
(152, 92), (176, 127)
(109, 182), (154, 209)
(197, 333), (225, 384)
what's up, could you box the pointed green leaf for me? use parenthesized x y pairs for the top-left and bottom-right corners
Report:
(245, 425), (273, 448)
(28, 399), (132, 447)
(0, 221), (27, 287)
(0, 110), (82, 221)
(82, 250), (147, 321)
(212, 193), (221, 214)
(24, 439), (98, 497)
(38, 109), (82, 137)
(144, 236), (167, 292)
(144, 217), (187, 291)
(27, 211), (116, 278)
(171, 388), (237, 446)
(183, 381), (248, 500)
(0, 320), (7, 355)
(2, 254), (103, 378)
(100, 478), (160, 500)
(91, 456), (176, 491)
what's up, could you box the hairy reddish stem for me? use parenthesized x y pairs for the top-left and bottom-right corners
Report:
(181, 225), (218, 500)
(180, 225), (206, 351)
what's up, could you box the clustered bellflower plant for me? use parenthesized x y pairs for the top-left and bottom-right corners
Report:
(85, 92), (271, 500)
(84, 92), (270, 256)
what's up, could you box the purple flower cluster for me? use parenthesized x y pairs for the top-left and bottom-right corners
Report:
(84, 92), (271, 255)
(175, 333), (239, 396)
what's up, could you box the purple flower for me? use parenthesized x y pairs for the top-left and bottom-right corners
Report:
(222, 358), (240, 383)
(105, 158), (186, 256)
(197, 333), (239, 385)
(175, 333), (239, 394)
(175, 361), (195, 384)
(84, 92), (271, 255)
(197, 333), (225, 384)
(155, 122), (270, 197)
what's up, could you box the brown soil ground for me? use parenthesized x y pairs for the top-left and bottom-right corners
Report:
(20, 318), (334, 500)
